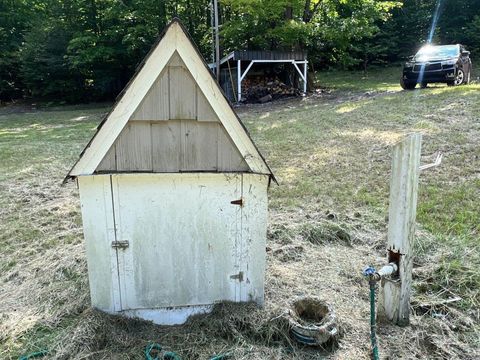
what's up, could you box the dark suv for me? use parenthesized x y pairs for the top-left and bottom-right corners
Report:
(401, 44), (472, 89)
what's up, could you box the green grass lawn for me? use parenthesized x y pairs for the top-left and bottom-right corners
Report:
(242, 68), (480, 311)
(1, 68), (479, 359)
(318, 65), (403, 92)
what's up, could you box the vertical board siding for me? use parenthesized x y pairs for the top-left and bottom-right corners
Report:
(239, 174), (269, 304)
(217, 126), (249, 171)
(116, 122), (153, 171)
(183, 121), (219, 171)
(152, 121), (182, 172)
(168, 51), (184, 67)
(97, 145), (117, 172)
(197, 87), (219, 122)
(130, 52), (205, 122)
(169, 54), (197, 120)
(96, 120), (248, 173)
(77, 175), (119, 312)
(130, 69), (170, 121)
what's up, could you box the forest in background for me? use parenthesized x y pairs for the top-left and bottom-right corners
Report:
(1, 0), (479, 102)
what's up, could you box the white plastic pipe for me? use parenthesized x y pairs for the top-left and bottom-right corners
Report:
(376, 263), (398, 278)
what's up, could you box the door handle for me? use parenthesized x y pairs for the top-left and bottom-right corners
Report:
(111, 240), (129, 249)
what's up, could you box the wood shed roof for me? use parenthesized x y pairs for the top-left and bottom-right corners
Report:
(229, 50), (306, 61)
(214, 50), (307, 67)
(65, 19), (275, 183)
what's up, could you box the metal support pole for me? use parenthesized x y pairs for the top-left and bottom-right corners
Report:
(237, 60), (241, 102)
(210, 1), (215, 65)
(303, 62), (308, 93)
(240, 61), (255, 82)
(293, 61), (308, 94)
(213, 0), (220, 80)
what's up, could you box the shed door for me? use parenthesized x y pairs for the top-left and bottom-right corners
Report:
(110, 173), (243, 311)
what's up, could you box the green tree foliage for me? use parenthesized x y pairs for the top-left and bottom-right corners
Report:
(20, 22), (84, 101)
(220, 0), (401, 67)
(0, 0), (479, 102)
(438, 0), (480, 57)
(376, 0), (480, 61)
(11, 0), (213, 101)
(464, 15), (480, 58)
(0, 0), (31, 100)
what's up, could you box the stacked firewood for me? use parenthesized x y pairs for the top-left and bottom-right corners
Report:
(242, 76), (300, 103)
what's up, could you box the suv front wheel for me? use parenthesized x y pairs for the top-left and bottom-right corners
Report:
(448, 68), (466, 86)
(400, 77), (416, 90)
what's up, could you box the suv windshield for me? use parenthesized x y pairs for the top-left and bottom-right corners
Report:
(415, 45), (459, 61)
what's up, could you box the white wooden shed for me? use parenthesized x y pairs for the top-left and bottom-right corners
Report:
(66, 19), (275, 325)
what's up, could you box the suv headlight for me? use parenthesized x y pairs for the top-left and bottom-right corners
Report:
(441, 59), (457, 66)
(405, 61), (415, 68)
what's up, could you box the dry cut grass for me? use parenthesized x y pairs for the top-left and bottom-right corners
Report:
(1, 70), (479, 359)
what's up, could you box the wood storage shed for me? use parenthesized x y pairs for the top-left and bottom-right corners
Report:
(65, 19), (275, 325)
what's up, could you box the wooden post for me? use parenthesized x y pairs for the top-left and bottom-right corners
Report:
(379, 133), (422, 326)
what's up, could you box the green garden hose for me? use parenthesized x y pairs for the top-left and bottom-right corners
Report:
(363, 266), (380, 360)
(209, 355), (230, 360)
(369, 280), (380, 360)
(145, 343), (230, 360)
(145, 343), (182, 360)
(18, 350), (48, 360)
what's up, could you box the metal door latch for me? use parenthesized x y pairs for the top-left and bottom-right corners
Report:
(230, 271), (244, 282)
(230, 198), (244, 207)
(111, 240), (129, 249)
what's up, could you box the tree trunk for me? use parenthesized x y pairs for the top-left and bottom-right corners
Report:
(307, 71), (315, 92)
(285, 6), (293, 20)
(303, 0), (312, 22)
(303, 0), (322, 23)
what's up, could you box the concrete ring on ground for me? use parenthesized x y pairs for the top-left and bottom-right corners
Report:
(287, 296), (338, 346)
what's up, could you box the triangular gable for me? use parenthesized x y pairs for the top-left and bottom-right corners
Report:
(66, 19), (274, 181)
(129, 51), (219, 122)
(94, 52), (247, 173)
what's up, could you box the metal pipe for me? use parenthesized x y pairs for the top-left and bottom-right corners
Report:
(303, 61), (308, 93)
(213, 0), (220, 80)
(363, 263), (397, 360)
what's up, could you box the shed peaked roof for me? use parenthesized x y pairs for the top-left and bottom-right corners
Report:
(66, 19), (274, 182)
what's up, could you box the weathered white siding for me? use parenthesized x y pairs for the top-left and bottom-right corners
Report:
(240, 173), (269, 304)
(78, 175), (120, 312)
(130, 52), (220, 122)
(95, 120), (250, 173)
(78, 173), (269, 324)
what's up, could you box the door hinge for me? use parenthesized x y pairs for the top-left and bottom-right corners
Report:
(230, 197), (244, 207)
(230, 271), (244, 282)
(111, 240), (129, 249)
